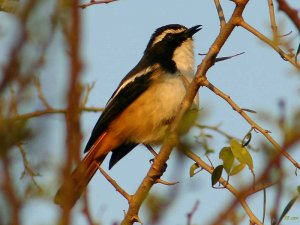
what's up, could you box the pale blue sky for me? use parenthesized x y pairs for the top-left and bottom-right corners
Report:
(1, 0), (299, 225)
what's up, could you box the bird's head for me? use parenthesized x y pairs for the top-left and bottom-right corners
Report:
(144, 24), (202, 75)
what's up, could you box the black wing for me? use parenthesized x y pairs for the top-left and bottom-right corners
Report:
(84, 70), (154, 153)
(108, 143), (138, 169)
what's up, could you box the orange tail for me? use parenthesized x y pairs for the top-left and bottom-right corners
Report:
(54, 149), (106, 208)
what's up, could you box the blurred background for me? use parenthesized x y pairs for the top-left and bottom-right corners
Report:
(0, 0), (299, 225)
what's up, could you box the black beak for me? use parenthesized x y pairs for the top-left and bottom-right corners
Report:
(184, 25), (202, 38)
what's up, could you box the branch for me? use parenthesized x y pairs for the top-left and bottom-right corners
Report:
(0, 0), (38, 92)
(183, 148), (263, 225)
(97, 164), (131, 201)
(120, 134), (179, 225)
(276, 0), (300, 32)
(201, 78), (300, 169)
(18, 144), (42, 190)
(1, 157), (21, 225)
(59, 1), (83, 224)
(13, 107), (104, 121)
(34, 78), (52, 110)
(186, 200), (200, 225)
(214, 0), (226, 28)
(196, 123), (236, 140)
(268, 0), (279, 36)
(82, 191), (94, 225)
(79, 0), (117, 9)
(238, 19), (300, 69)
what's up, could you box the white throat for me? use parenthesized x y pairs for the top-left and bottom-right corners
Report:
(172, 38), (195, 79)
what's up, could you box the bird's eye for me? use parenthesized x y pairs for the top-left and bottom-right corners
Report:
(163, 33), (173, 40)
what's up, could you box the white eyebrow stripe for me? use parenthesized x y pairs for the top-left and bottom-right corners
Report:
(151, 28), (185, 47)
(107, 64), (158, 105)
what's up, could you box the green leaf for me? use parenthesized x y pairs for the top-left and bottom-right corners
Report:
(230, 139), (254, 171)
(297, 186), (300, 194)
(230, 139), (244, 161)
(296, 42), (300, 63)
(229, 163), (245, 176)
(189, 163), (199, 177)
(219, 147), (234, 174)
(242, 132), (252, 147)
(211, 165), (223, 186)
(277, 195), (299, 225)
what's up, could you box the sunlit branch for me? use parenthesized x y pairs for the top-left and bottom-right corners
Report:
(79, 0), (117, 9)
(214, 0), (226, 28)
(238, 20), (299, 69)
(276, 0), (300, 32)
(182, 147), (263, 225)
(201, 78), (300, 169)
(97, 164), (131, 201)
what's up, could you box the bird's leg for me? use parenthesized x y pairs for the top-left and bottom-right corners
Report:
(144, 144), (168, 172)
(144, 144), (158, 157)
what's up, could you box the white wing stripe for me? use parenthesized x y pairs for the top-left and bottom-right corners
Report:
(107, 64), (158, 105)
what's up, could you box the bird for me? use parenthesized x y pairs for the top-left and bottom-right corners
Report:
(55, 24), (202, 208)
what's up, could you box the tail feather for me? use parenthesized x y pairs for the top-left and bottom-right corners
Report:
(54, 149), (106, 208)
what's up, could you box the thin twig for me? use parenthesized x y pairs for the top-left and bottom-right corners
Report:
(34, 78), (52, 109)
(2, 157), (21, 225)
(183, 147), (263, 225)
(97, 164), (131, 201)
(267, 0), (279, 39)
(12, 107), (104, 121)
(186, 200), (200, 225)
(245, 181), (277, 196)
(276, 0), (300, 32)
(214, 0), (226, 28)
(196, 123), (235, 140)
(9, 86), (19, 117)
(201, 78), (300, 169)
(0, 0), (38, 92)
(81, 82), (96, 107)
(79, 0), (117, 9)
(238, 20), (300, 69)
(17, 144), (42, 191)
(82, 191), (95, 225)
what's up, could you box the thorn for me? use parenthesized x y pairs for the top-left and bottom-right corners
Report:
(241, 108), (257, 114)
(214, 51), (245, 63)
(278, 30), (292, 37)
(156, 179), (179, 186)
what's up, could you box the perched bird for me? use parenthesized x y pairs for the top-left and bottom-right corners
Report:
(55, 24), (201, 208)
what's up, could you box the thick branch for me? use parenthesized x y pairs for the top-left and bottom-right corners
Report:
(60, 1), (83, 224)
(120, 134), (178, 225)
